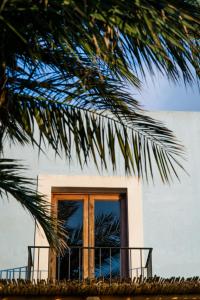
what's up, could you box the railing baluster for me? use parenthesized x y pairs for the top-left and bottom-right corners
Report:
(129, 248), (132, 280)
(0, 246), (153, 281)
(88, 247), (90, 280)
(109, 248), (112, 284)
(79, 247), (81, 282)
(37, 248), (40, 281)
(149, 249), (153, 278)
(140, 249), (143, 279)
(99, 248), (101, 278)
(68, 248), (71, 280)
(25, 266), (28, 280)
(48, 247), (50, 281)
(27, 247), (31, 280)
(57, 255), (60, 281)
(81, 247), (83, 279)
(119, 248), (122, 280)
(32, 247), (35, 281)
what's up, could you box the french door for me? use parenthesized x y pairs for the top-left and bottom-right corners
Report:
(49, 189), (128, 280)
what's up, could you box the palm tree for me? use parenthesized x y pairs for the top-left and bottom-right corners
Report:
(0, 0), (199, 250)
(0, 159), (67, 251)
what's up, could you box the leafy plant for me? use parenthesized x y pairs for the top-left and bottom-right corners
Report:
(0, 159), (67, 251)
(0, 0), (199, 249)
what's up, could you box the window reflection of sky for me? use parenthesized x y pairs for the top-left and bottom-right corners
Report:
(57, 198), (121, 279)
(58, 200), (83, 245)
(95, 200), (120, 220)
(95, 200), (120, 278)
(95, 200), (120, 246)
(65, 201), (82, 229)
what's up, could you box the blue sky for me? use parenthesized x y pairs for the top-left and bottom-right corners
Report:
(132, 73), (200, 111)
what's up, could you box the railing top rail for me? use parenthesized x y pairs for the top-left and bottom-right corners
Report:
(0, 266), (27, 272)
(28, 246), (153, 250)
(25, 245), (153, 280)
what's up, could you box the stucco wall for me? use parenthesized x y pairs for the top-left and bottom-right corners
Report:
(36, 175), (143, 247)
(1, 111), (200, 278)
(32, 175), (143, 279)
(143, 112), (200, 277)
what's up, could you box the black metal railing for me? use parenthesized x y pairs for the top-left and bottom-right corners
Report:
(0, 266), (28, 280)
(27, 246), (153, 281)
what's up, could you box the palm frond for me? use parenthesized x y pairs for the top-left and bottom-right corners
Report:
(1, 87), (185, 182)
(0, 0), (196, 184)
(0, 0), (197, 185)
(0, 0), (197, 253)
(0, 0), (199, 86)
(95, 213), (120, 247)
(0, 158), (67, 252)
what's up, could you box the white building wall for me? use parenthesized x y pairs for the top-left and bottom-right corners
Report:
(33, 175), (143, 279)
(0, 111), (200, 278)
(143, 112), (200, 277)
(36, 175), (143, 248)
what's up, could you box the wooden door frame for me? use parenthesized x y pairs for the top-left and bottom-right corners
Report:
(51, 187), (127, 195)
(49, 187), (128, 280)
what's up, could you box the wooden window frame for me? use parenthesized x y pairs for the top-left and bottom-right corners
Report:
(49, 187), (129, 280)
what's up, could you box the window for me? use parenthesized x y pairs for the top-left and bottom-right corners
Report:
(49, 188), (128, 280)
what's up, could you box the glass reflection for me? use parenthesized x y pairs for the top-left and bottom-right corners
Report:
(95, 200), (120, 278)
(56, 199), (121, 280)
(57, 200), (83, 280)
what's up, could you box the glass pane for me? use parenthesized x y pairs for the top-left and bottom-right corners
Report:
(94, 200), (120, 278)
(57, 200), (83, 280)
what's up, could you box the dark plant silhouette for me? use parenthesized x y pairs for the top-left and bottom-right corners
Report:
(0, 0), (199, 250)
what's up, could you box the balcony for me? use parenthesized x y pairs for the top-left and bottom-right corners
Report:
(0, 246), (153, 281)
(0, 266), (28, 280)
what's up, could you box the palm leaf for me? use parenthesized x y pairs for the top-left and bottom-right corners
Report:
(0, 0), (198, 250)
(1, 88), (185, 182)
(0, 158), (67, 252)
(0, 0), (197, 183)
(0, 0), (199, 85)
